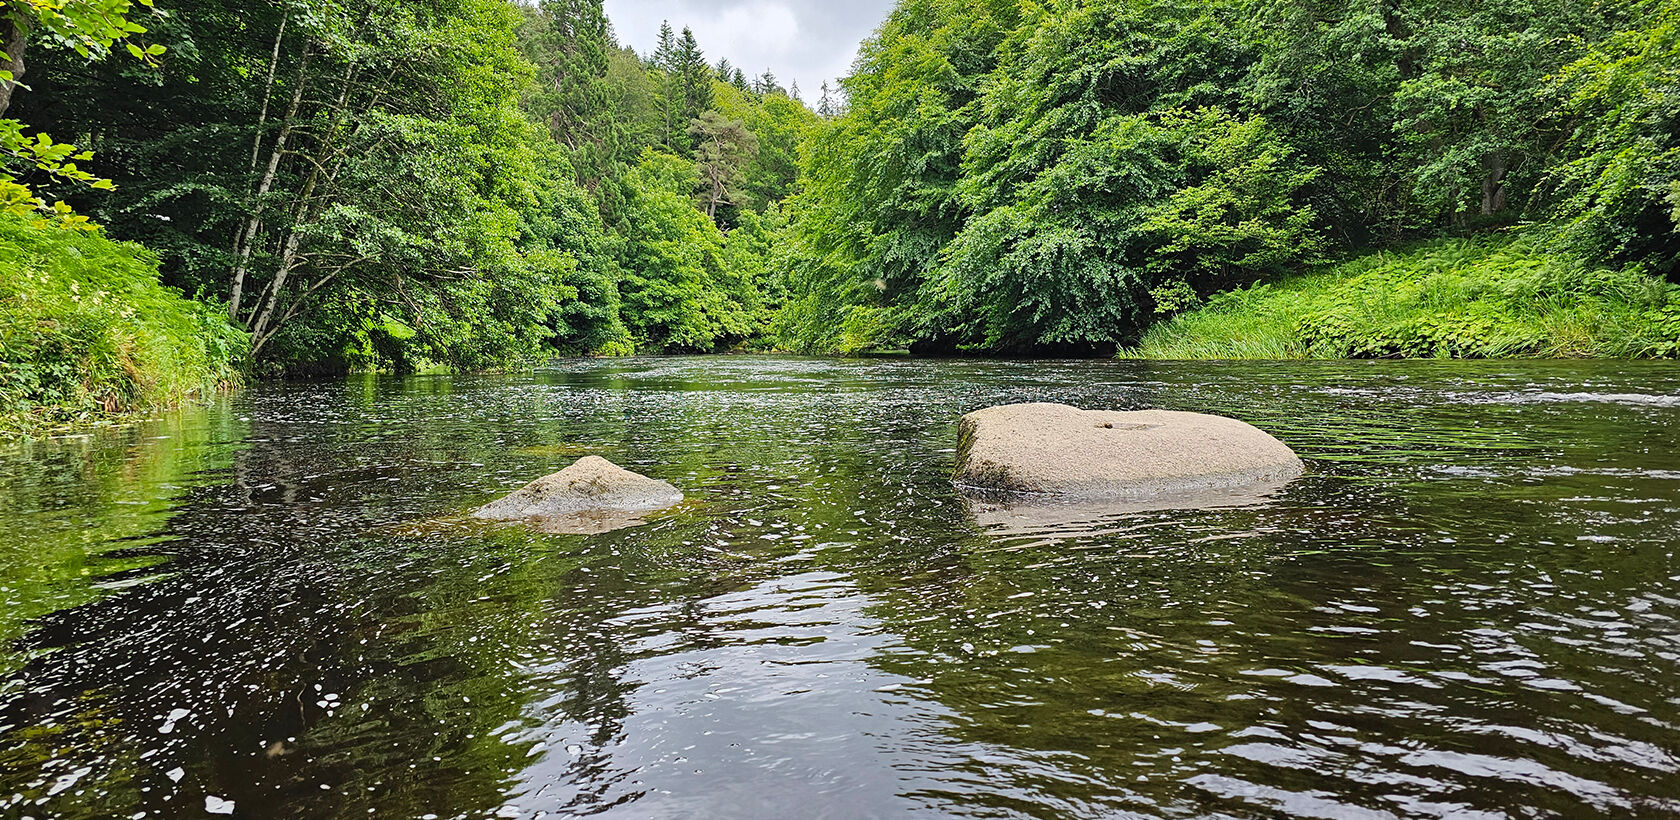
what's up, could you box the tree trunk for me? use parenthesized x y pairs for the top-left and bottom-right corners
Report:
(247, 57), (358, 355)
(249, 228), (302, 357)
(249, 14), (289, 174)
(1381, 0), (1419, 82)
(231, 45), (312, 322)
(0, 15), (28, 118)
(1480, 152), (1509, 216)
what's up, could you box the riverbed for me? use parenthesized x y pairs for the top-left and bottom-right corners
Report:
(3, 357), (1678, 818)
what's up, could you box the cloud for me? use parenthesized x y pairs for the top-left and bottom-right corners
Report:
(603, 0), (896, 93)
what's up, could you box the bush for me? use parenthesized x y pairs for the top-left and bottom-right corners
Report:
(0, 216), (249, 434)
(1128, 237), (1680, 360)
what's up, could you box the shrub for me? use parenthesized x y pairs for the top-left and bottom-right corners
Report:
(1128, 237), (1680, 360)
(0, 216), (248, 434)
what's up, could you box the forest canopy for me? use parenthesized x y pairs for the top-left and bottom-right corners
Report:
(778, 0), (1680, 354)
(6, 0), (815, 375)
(2, 0), (1677, 382)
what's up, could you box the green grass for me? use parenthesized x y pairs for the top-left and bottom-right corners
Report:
(1127, 237), (1680, 360)
(0, 215), (249, 435)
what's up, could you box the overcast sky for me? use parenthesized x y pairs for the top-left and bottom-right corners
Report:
(603, 0), (897, 95)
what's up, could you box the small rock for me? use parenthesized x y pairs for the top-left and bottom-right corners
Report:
(475, 456), (683, 535)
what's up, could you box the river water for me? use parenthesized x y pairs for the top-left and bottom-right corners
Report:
(2, 357), (1678, 819)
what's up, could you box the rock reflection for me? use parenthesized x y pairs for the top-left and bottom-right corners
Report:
(961, 482), (1293, 543)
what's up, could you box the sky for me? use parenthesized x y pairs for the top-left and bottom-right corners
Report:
(602, 0), (898, 96)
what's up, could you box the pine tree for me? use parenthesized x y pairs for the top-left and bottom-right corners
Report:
(652, 21), (676, 70)
(715, 57), (733, 82)
(529, 0), (616, 160)
(677, 26), (713, 122)
(754, 69), (780, 96)
(789, 80), (802, 103)
(689, 111), (759, 221)
(818, 80), (836, 117)
(652, 20), (680, 148)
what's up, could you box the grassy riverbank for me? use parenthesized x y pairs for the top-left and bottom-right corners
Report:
(0, 217), (248, 436)
(1128, 239), (1680, 360)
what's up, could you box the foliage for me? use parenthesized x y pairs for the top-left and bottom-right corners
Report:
(611, 150), (768, 351)
(777, 0), (1021, 353)
(1547, 0), (1680, 275)
(1129, 237), (1680, 359)
(519, 0), (616, 188)
(19, 0), (1675, 388)
(776, 0), (1672, 355)
(688, 110), (757, 220)
(19, 0), (638, 373)
(513, 6), (813, 354)
(710, 80), (817, 217)
(938, 105), (1323, 350)
(0, 0), (159, 225)
(782, 0), (1323, 352)
(0, 214), (246, 434)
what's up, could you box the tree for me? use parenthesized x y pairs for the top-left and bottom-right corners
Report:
(0, 0), (160, 225)
(817, 81), (836, 117)
(675, 26), (712, 122)
(777, 0), (1023, 353)
(1547, 0), (1680, 275)
(712, 79), (818, 211)
(522, 0), (614, 153)
(651, 19), (675, 69)
(613, 150), (759, 351)
(20, 0), (627, 369)
(688, 111), (758, 221)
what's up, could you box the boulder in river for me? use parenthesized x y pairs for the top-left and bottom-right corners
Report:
(475, 456), (683, 534)
(955, 403), (1302, 500)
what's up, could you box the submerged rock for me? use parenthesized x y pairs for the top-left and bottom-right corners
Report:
(955, 403), (1302, 499)
(475, 456), (683, 534)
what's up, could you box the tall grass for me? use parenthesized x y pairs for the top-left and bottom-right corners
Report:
(0, 216), (249, 435)
(1127, 237), (1680, 360)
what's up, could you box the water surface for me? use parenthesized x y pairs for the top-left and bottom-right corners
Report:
(2, 357), (1678, 819)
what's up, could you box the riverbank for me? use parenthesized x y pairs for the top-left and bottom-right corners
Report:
(1127, 238), (1680, 360)
(0, 216), (248, 437)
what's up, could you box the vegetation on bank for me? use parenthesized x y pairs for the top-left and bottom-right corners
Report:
(0, 216), (247, 434)
(777, 0), (1680, 356)
(3, 0), (1678, 419)
(9, 0), (815, 376)
(1128, 239), (1680, 360)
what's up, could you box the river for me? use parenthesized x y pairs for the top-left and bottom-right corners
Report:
(2, 357), (1678, 818)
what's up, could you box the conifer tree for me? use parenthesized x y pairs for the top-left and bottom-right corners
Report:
(528, 0), (616, 160)
(689, 111), (759, 221)
(677, 26), (713, 123)
(651, 20), (676, 69)
(651, 20), (680, 148)
(817, 81), (836, 117)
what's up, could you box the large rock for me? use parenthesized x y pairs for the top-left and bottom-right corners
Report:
(955, 403), (1302, 499)
(475, 456), (683, 534)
